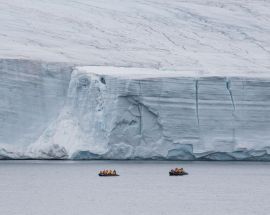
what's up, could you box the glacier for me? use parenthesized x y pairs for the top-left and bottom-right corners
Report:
(1, 0), (270, 160)
(1, 61), (270, 160)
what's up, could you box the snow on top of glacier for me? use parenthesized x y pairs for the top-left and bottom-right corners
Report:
(1, 0), (270, 75)
(76, 66), (194, 79)
(76, 66), (270, 79)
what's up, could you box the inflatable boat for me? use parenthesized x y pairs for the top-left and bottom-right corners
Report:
(169, 171), (188, 176)
(98, 173), (119, 177)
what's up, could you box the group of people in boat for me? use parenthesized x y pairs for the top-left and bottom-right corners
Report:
(170, 167), (185, 175)
(99, 169), (117, 176)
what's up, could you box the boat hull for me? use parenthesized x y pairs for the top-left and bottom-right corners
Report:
(98, 174), (119, 177)
(169, 172), (188, 176)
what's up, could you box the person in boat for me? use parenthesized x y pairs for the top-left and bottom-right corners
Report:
(109, 170), (112, 175)
(113, 170), (116, 175)
(99, 170), (103, 175)
(175, 168), (183, 174)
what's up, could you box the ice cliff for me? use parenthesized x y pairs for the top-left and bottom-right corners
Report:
(1, 61), (270, 160)
(1, 0), (270, 160)
(0, 59), (72, 158)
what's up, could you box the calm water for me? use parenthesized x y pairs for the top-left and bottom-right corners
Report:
(0, 161), (269, 215)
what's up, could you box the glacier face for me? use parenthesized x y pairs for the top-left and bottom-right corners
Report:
(7, 64), (267, 160)
(0, 59), (72, 157)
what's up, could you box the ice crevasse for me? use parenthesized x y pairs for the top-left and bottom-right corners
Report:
(1, 60), (270, 160)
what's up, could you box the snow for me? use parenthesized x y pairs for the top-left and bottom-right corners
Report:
(0, 0), (270, 75)
(77, 66), (270, 78)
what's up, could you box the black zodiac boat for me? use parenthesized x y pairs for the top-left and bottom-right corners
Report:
(169, 171), (188, 176)
(98, 173), (119, 177)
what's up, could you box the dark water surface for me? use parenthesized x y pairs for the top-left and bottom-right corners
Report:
(0, 161), (269, 215)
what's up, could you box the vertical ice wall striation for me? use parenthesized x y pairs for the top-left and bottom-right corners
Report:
(195, 80), (200, 125)
(0, 59), (72, 157)
(28, 66), (270, 160)
(226, 79), (235, 111)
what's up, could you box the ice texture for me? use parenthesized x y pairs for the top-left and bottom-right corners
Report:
(1, 0), (270, 160)
(1, 64), (265, 160)
(0, 59), (72, 158)
(0, 0), (270, 75)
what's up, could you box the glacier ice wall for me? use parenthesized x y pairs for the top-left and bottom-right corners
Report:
(0, 59), (72, 158)
(22, 66), (270, 160)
